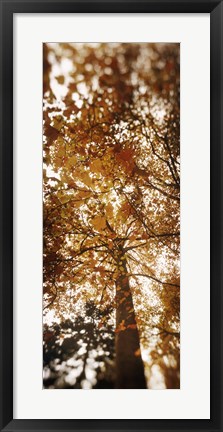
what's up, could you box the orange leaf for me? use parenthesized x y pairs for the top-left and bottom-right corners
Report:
(127, 324), (137, 330)
(54, 265), (63, 275)
(56, 75), (65, 85)
(115, 320), (126, 333)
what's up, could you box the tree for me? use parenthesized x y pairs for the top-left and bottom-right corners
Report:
(43, 301), (115, 389)
(43, 43), (180, 389)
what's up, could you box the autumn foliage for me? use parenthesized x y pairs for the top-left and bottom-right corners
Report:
(43, 43), (180, 389)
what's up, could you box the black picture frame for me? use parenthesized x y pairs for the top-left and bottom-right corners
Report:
(0, 1), (222, 431)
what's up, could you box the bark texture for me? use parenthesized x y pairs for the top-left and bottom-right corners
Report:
(115, 249), (146, 389)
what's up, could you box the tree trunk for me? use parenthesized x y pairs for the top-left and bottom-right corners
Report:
(115, 250), (147, 389)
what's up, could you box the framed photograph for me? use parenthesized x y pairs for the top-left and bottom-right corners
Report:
(0, 1), (222, 431)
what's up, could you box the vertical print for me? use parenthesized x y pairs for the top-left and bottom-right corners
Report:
(43, 43), (180, 389)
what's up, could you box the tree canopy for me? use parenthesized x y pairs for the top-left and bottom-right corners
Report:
(43, 43), (180, 389)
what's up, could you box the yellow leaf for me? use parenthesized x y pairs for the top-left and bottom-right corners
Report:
(79, 171), (92, 187)
(91, 215), (107, 231)
(105, 202), (113, 219)
(67, 156), (77, 169)
(90, 159), (102, 173)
